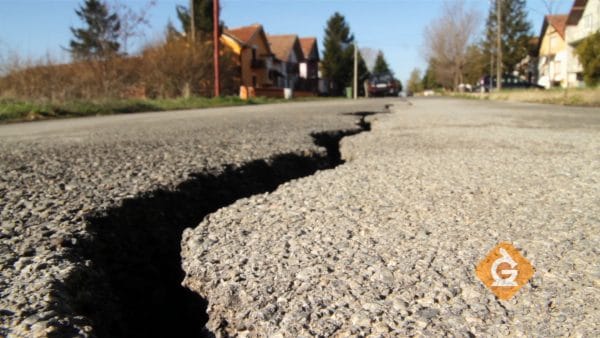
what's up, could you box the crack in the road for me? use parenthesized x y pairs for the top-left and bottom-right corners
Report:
(62, 112), (378, 338)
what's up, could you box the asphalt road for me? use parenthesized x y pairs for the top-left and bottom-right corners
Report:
(0, 99), (390, 337)
(1, 97), (598, 337)
(182, 98), (600, 337)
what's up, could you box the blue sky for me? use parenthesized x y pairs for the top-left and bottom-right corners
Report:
(0, 0), (573, 83)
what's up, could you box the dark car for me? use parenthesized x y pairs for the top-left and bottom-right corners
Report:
(368, 73), (400, 97)
(476, 74), (544, 92)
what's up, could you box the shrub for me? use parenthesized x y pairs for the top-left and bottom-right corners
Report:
(575, 31), (600, 87)
(0, 35), (240, 103)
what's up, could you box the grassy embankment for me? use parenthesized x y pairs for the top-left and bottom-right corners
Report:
(0, 96), (293, 123)
(450, 87), (600, 107)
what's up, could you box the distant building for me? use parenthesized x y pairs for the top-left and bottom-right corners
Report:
(221, 24), (275, 89)
(267, 34), (303, 89)
(565, 0), (600, 87)
(221, 24), (320, 98)
(537, 15), (569, 88)
(299, 37), (320, 93)
(537, 0), (600, 88)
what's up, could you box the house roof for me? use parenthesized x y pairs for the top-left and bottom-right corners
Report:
(267, 34), (302, 61)
(545, 15), (569, 39)
(224, 24), (262, 45)
(299, 37), (318, 60)
(567, 0), (587, 25)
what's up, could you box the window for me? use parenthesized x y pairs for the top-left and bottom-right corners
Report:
(252, 75), (257, 88)
(252, 48), (257, 62)
(583, 15), (592, 30)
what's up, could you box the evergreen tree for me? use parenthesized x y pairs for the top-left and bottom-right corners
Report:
(372, 50), (391, 75)
(322, 12), (355, 96)
(482, 0), (532, 74)
(422, 65), (438, 90)
(70, 0), (121, 60)
(175, 0), (216, 38)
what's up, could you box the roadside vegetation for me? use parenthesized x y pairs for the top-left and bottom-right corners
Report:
(321, 12), (369, 96)
(418, 0), (532, 92)
(0, 1), (364, 124)
(410, 0), (599, 107)
(574, 31), (600, 87)
(445, 87), (600, 107)
(0, 96), (286, 123)
(0, 0), (244, 123)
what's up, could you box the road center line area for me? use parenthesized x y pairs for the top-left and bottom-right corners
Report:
(2, 98), (599, 337)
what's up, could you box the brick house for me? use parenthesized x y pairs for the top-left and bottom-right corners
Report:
(267, 34), (304, 89)
(221, 24), (275, 89)
(299, 37), (320, 93)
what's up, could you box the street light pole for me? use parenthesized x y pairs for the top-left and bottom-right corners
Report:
(213, 0), (220, 97)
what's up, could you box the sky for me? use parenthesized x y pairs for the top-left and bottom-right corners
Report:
(0, 0), (574, 83)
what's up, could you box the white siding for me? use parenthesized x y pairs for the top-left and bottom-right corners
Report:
(567, 0), (600, 44)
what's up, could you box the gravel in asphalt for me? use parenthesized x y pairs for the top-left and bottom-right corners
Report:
(0, 99), (389, 337)
(182, 98), (600, 337)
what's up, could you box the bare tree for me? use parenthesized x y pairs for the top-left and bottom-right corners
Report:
(0, 40), (8, 77)
(109, 0), (156, 55)
(423, 1), (480, 90)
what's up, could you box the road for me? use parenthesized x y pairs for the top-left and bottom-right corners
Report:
(182, 98), (599, 337)
(0, 99), (390, 337)
(1, 98), (598, 337)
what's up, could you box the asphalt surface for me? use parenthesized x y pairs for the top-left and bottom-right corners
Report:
(0, 99), (390, 337)
(182, 98), (600, 337)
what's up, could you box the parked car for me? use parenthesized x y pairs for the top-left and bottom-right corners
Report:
(475, 74), (544, 92)
(368, 73), (400, 97)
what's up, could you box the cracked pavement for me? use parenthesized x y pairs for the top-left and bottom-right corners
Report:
(182, 98), (600, 337)
(0, 99), (388, 337)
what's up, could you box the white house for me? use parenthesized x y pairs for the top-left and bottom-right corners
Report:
(537, 15), (569, 88)
(537, 0), (599, 88)
(565, 0), (600, 87)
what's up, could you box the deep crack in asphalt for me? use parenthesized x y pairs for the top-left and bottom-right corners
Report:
(64, 112), (377, 338)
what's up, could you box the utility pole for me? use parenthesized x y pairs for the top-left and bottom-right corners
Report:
(189, 0), (195, 42)
(490, 52), (494, 92)
(496, 0), (502, 90)
(353, 42), (358, 99)
(213, 0), (220, 97)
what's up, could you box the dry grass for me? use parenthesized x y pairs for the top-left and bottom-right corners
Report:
(0, 36), (239, 102)
(0, 36), (248, 122)
(455, 88), (600, 107)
